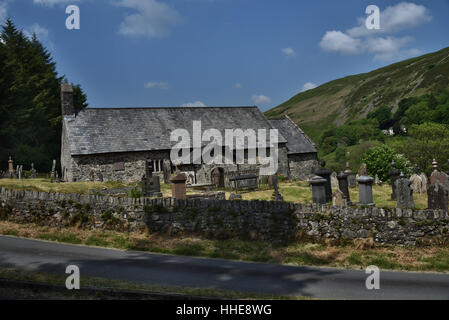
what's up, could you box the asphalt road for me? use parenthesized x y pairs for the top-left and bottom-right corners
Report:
(0, 236), (448, 300)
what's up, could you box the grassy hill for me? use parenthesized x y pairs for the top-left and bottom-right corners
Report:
(265, 46), (449, 143)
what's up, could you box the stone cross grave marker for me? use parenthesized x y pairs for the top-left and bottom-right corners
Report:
(395, 173), (415, 209)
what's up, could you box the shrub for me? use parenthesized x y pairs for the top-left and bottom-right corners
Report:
(361, 145), (411, 182)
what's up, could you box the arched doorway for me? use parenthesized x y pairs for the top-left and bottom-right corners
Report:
(211, 167), (225, 188)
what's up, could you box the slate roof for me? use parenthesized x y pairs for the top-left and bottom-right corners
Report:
(64, 107), (289, 156)
(269, 116), (317, 155)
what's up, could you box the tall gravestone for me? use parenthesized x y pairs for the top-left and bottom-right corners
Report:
(389, 161), (400, 200)
(315, 160), (332, 203)
(430, 159), (449, 191)
(357, 175), (374, 206)
(142, 157), (162, 197)
(395, 174), (415, 209)
(410, 165), (423, 194)
(170, 172), (187, 200)
(420, 172), (428, 193)
(8, 157), (14, 179)
(344, 162), (356, 188)
(427, 181), (448, 211)
(30, 163), (36, 179)
(50, 160), (56, 183)
(337, 171), (350, 204)
(310, 176), (327, 205)
(330, 172), (339, 189)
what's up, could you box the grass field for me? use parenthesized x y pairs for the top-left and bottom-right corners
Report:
(0, 178), (430, 209)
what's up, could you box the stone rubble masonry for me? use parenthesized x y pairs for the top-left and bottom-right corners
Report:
(1, 188), (449, 246)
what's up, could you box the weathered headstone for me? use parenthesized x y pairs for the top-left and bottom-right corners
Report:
(345, 162), (356, 188)
(430, 159), (449, 191)
(271, 174), (284, 202)
(332, 189), (347, 207)
(389, 161), (400, 200)
(8, 157), (14, 179)
(142, 157), (162, 197)
(315, 160), (332, 203)
(337, 171), (350, 204)
(420, 172), (428, 193)
(163, 159), (172, 184)
(331, 172), (339, 189)
(89, 170), (95, 182)
(30, 163), (36, 179)
(410, 174), (423, 194)
(97, 172), (104, 182)
(374, 174), (381, 185)
(310, 175), (327, 205)
(357, 175), (374, 206)
(50, 160), (56, 183)
(358, 163), (368, 176)
(170, 172), (187, 200)
(427, 181), (448, 211)
(18, 165), (23, 180)
(395, 174), (415, 209)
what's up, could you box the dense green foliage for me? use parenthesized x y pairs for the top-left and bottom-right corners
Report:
(391, 123), (449, 175)
(0, 19), (87, 172)
(360, 145), (411, 182)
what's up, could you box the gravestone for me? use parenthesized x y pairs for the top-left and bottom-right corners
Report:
(331, 172), (339, 189)
(389, 161), (400, 200)
(332, 189), (347, 207)
(310, 176), (327, 205)
(315, 160), (332, 203)
(8, 157), (14, 179)
(18, 165), (23, 180)
(420, 173), (428, 193)
(410, 174), (423, 194)
(427, 181), (448, 211)
(395, 174), (415, 209)
(358, 163), (368, 176)
(271, 174), (284, 202)
(357, 175), (374, 206)
(16, 165), (19, 178)
(89, 170), (95, 182)
(30, 163), (36, 179)
(142, 157), (162, 197)
(337, 171), (350, 204)
(163, 159), (172, 184)
(230, 174), (258, 190)
(97, 172), (104, 182)
(50, 160), (56, 183)
(430, 159), (449, 191)
(374, 174), (381, 185)
(170, 172), (187, 200)
(345, 162), (356, 188)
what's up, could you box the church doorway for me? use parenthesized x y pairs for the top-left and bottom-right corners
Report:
(211, 167), (225, 188)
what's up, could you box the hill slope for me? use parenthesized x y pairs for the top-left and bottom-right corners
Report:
(265, 47), (449, 143)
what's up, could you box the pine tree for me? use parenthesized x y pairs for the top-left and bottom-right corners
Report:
(0, 18), (88, 172)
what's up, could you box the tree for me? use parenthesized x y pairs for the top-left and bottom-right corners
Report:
(361, 145), (411, 182)
(0, 18), (88, 172)
(393, 122), (449, 175)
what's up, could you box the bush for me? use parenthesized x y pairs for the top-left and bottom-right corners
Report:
(360, 145), (411, 182)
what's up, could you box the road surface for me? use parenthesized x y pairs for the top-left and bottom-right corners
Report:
(0, 236), (448, 300)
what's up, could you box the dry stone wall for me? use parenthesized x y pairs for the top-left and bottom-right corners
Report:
(1, 188), (448, 245)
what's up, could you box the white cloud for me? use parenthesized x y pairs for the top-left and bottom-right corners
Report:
(33, 0), (79, 6)
(281, 47), (296, 57)
(181, 101), (206, 107)
(235, 83), (242, 89)
(301, 82), (317, 92)
(251, 94), (271, 105)
(114, 0), (181, 39)
(320, 31), (362, 55)
(144, 82), (169, 90)
(319, 2), (431, 62)
(347, 2), (432, 37)
(24, 23), (49, 39)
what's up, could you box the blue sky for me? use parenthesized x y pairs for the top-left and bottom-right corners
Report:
(1, 0), (448, 111)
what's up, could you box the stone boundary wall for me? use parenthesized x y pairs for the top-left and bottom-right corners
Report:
(1, 188), (448, 245)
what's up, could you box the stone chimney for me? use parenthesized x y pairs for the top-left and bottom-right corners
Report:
(61, 83), (74, 116)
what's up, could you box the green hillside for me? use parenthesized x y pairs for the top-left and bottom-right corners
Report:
(266, 46), (449, 144)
